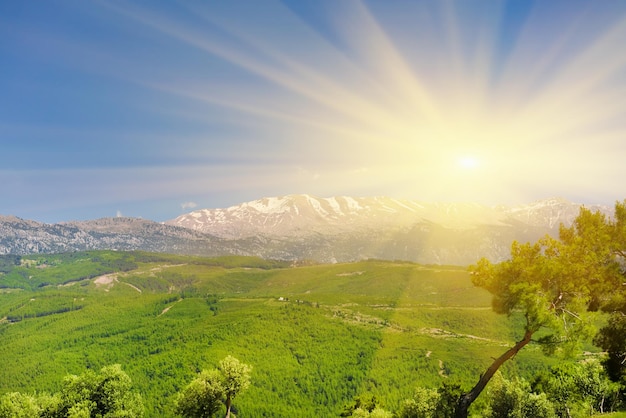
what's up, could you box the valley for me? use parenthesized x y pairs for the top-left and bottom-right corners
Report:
(0, 251), (576, 416)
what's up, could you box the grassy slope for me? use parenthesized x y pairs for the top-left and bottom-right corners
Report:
(0, 252), (576, 416)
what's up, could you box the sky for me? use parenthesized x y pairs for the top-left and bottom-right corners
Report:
(1, 0), (625, 223)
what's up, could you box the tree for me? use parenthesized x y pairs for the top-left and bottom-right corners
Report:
(59, 364), (144, 418)
(591, 200), (626, 394)
(176, 356), (251, 418)
(398, 387), (439, 418)
(35, 393), (61, 418)
(532, 360), (621, 416)
(457, 203), (625, 417)
(351, 407), (393, 418)
(341, 394), (393, 418)
(0, 392), (42, 418)
(594, 313), (626, 384)
(175, 370), (225, 418)
(435, 382), (464, 418)
(398, 383), (464, 418)
(218, 356), (251, 418)
(0, 365), (143, 418)
(341, 394), (380, 417)
(486, 373), (554, 418)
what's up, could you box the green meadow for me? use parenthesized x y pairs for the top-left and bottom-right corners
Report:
(0, 251), (587, 416)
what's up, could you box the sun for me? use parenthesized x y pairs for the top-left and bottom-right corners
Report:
(457, 155), (480, 170)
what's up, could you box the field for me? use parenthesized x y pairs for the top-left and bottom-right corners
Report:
(0, 251), (584, 416)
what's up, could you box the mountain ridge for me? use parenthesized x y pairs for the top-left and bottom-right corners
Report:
(166, 194), (609, 238)
(0, 195), (613, 265)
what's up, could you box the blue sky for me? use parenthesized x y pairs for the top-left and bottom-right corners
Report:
(2, 0), (625, 223)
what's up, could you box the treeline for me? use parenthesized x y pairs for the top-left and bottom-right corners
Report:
(0, 364), (143, 418)
(5, 305), (82, 322)
(393, 360), (622, 417)
(1, 292), (84, 323)
(0, 254), (20, 273)
(336, 357), (622, 417)
(2, 358), (622, 418)
(0, 251), (137, 290)
(0, 357), (253, 418)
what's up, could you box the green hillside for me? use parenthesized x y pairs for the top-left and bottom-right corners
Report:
(0, 251), (598, 416)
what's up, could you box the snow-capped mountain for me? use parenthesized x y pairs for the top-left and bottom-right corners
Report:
(161, 195), (612, 264)
(166, 195), (501, 239)
(0, 195), (613, 265)
(166, 194), (609, 238)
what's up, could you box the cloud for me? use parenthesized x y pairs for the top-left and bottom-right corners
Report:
(181, 201), (198, 210)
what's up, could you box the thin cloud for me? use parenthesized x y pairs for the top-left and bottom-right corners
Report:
(181, 201), (198, 210)
(3, 1), (626, 223)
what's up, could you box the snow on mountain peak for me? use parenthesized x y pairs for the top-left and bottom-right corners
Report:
(242, 196), (292, 214)
(165, 195), (615, 240)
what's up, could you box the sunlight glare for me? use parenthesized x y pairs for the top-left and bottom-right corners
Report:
(458, 156), (480, 170)
(111, 1), (626, 205)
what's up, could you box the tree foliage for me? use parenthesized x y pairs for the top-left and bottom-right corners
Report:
(532, 360), (621, 416)
(398, 382), (463, 418)
(0, 365), (143, 418)
(175, 370), (224, 418)
(175, 356), (251, 418)
(486, 373), (554, 418)
(595, 313), (626, 385)
(457, 202), (626, 417)
(588, 201), (626, 394)
(0, 392), (45, 418)
(218, 356), (251, 418)
(350, 407), (393, 418)
(341, 393), (380, 417)
(398, 387), (439, 418)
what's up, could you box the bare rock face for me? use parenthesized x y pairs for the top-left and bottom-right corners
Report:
(1, 195), (612, 265)
(0, 215), (239, 257)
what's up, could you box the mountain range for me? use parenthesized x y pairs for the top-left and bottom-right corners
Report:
(0, 195), (612, 265)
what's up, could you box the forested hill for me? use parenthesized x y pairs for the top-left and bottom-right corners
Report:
(0, 251), (618, 417)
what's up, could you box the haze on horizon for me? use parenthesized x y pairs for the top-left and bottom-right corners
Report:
(1, 0), (625, 223)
